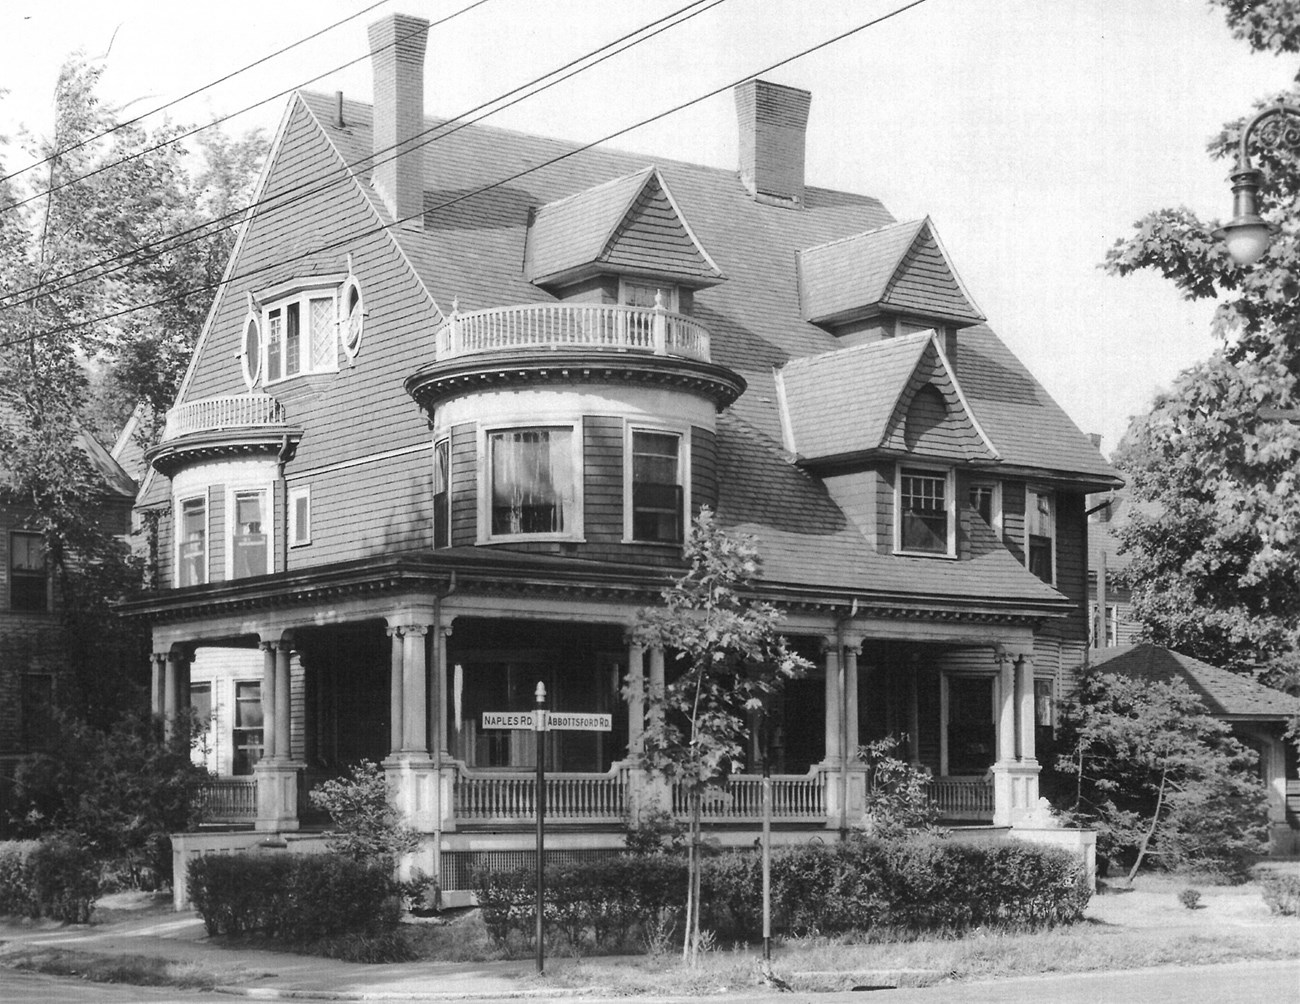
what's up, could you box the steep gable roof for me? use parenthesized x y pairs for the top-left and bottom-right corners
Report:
(798, 217), (985, 327)
(1092, 644), (1297, 720)
(525, 166), (723, 288)
(777, 332), (998, 465)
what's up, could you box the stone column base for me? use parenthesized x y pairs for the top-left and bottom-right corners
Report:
(254, 761), (303, 832)
(820, 764), (868, 829)
(991, 759), (1040, 827)
(384, 754), (439, 832)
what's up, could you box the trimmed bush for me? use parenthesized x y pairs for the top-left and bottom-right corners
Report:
(187, 853), (400, 941)
(25, 839), (100, 923)
(1259, 871), (1300, 917)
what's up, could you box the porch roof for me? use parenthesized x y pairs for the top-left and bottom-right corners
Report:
(1091, 644), (1297, 720)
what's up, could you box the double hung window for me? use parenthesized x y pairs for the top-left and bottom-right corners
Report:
(898, 466), (953, 555)
(233, 681), (263, 775)
(231, 490), (269, 578)
(433, 439), (450, 548)
(489, 427), (576, 537)
(1027, 489), (1055, 583)
(10, 531), (47, 611)
(629, 430), (683, 543)
(178, 497), (207, 587)
(262, 292), (338, 384)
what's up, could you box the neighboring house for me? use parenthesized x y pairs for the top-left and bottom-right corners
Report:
(1086, 486), (1144, 651)
(1, 412), (136, 822)
(120, 14), (1120, 901)
(1090, 644), (1300, 855)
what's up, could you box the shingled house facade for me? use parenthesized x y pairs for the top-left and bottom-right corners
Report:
(123, 14), (1119, 899)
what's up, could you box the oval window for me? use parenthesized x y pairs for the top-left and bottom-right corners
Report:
(342, 281), (363, 360)
(242, 316), (261, 388)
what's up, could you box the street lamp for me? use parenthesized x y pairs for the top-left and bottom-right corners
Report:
(1214, 102), (1300, 266)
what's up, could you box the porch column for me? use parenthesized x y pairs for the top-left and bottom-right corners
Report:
(844, 643), (861, 758)
(822, 639), (842, 767)
(164, 649), (190, 740)
(255, 635), (301, 833)
(639, 646), (670, 816)
(388, 625), (404, 754)
(647, 647), (665, 732)
(401, 626), (429, 754)
(990, 647), (1041, 827)
(626, 641), (645, 756)
(150, 652), (167, 719)
(260, 641), (277, 760)
(1016, 654), (1037, 764)
(434, 624), (451, 758)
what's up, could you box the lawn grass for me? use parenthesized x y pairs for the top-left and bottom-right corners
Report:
(0, 946), (248, 990)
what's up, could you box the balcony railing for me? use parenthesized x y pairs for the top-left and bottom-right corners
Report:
(162, 394), (288, 442)
(433, 302), (711, 363)
(926, 777), (994, 820)
(672, 773), (826, 824)
(454, 769), (628, 823)
(195, 778), (257, 823)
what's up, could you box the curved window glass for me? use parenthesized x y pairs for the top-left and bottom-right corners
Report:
(241, 316), (261, 389)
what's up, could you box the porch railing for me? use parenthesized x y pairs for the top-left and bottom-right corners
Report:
(671, 773), (826, 823)
(454, 769), (628, 823)
(196, 778), (257, 823)
(926, 777), (994, 820)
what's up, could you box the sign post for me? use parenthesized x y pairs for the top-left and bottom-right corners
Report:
(480, 691), (612, 975)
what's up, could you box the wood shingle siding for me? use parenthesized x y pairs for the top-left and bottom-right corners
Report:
(690, 426), (718, 516)
(583, 416), (623, 542)
(208, 486), (225, 583)
(449, 423), (477, 547)
(288, 454), (432, 562)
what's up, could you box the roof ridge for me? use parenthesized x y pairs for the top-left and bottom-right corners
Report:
(783, 329), (933, 371)
(800, 217), (925, 256)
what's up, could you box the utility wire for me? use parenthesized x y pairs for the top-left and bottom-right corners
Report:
(0, 0), (392, 188)
(0, 0), (491, 217)
(0, 0), (929, 351)
(0, 0), (724, 309)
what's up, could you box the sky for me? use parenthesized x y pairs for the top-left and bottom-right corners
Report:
(0, 0), (1296, 458)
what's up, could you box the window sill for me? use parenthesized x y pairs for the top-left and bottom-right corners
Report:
(892, 548), (958, 560)
(480, 534), (587, 545)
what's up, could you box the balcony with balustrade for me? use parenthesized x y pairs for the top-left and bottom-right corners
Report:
(146, 393), (303, 476)
(406, 301), (745, 413)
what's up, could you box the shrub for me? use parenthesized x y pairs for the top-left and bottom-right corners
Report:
(0, 841), (40, 917)
(1179, 887), (1201, 910)
(856, 735), (944, 838)
(25, 839), (100, 923)
(188, 853), (400, 941)
(308, 761), (419, 864)
(1259, 871), (1300, 916)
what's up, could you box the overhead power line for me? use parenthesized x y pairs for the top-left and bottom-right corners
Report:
(0, 0), (725, 310)
(0, 0), (392, 188)
(0, 0), (930, 352)
(0, 0), (491, 217)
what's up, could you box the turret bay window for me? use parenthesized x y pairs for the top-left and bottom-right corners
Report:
(629, 429), (683, 543)
(487, 426), (579, 538)
(178, 497), (207, 587)
(897, 466), (954, 556)
(231, 490), (269, 578)
(1027, 488), (1055, 583)
(9, 531), (48, 611)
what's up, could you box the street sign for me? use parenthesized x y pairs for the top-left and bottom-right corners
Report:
(481, 711), (611, 732)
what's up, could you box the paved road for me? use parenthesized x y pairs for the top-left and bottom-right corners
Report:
(3, 958), (1297, 1003)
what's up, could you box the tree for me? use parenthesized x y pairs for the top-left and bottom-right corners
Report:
(1052, 671), (1268, 882)
(856, 735), (944, 839)
(9, 709), (210, 888)
(629, 508), (810, 963)
(0, 55), (267, 722)
(1103, 2), (1300, 705)
(308, 760), (420, 863)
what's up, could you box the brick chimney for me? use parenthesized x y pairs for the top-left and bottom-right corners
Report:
(368, 13), (429, 227)
(735, 79), (811, 209)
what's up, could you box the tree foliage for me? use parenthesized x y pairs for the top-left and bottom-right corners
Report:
(856, 735), (944, 839)
(629, 507), (810, 963)
(1104, 5), (1300, 704)
(308, 760), (420, 864)
(0, 55), (266, 722)
(1052, 672), (1268, 882)
(8, 709), (210, 888)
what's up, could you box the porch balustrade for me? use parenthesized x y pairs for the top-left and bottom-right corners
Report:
(433, 303), (711, 363)
(671, 774), (826, 823)
(196, 778), (258, 823)
(162, 394), (288, 441)
(926, 777), (994, 820)
(454, 769), (628, 823)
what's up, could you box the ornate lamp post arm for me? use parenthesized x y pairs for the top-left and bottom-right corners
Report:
(1216, 102), (1300, 265)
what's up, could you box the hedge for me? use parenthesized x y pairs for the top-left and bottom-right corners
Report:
(0, 838), (100, 924)
(187, 853), (401, 940)
(1259, 870), (1300, 917)
(473, 836), (1092, 954)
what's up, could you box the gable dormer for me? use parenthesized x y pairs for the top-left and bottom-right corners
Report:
(776, 331), (997, 469)
(797, 218), (985, 362)
(524, 167), (724, 309)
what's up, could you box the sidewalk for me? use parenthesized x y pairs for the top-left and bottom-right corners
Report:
(0, 907), (585, 1001)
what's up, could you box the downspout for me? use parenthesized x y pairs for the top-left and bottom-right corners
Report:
(432, 570), (458, 901)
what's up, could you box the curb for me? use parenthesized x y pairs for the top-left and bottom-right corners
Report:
(214, 987), (615, 1001)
